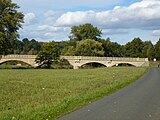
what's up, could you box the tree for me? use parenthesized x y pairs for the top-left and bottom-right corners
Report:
(75, 39), (104, 56)
(155, 39), (160, 60)
(147, 44), (154, 61)
(101, 38), (124, 57)
(35, 41), (59, 68)
(13, 39), (23, 54)
(61, 46), (76, 56)
(18, 38), (42, 54)
(143, 41), (154, 61)
(69, 23), (102, 41)
(0, 0), (24, 55)
(124, 38), (144, 57)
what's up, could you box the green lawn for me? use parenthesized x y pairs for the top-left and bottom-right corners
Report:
(0, 67), (147, 120)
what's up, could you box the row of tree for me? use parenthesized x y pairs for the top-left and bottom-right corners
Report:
(1, 0), (160, 68)
(34, 36), (160, 68)
(13, 38), (42, 55)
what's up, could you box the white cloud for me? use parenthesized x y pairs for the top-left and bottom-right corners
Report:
(55, 0), (160, 31)
(44, 11), (64, 24)
(15, 0), (160, 42)
(37, 25), (60, 32)
(103, 29), (129, 35)
(152, 30), (160, 36)
(37, 25), (70, 33)
(24, 13), (36, 25)
(44, 11), (63, 18)
(44, 33), (54, 38)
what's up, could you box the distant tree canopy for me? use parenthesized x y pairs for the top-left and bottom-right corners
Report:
(143, 41), (154, 61)
(61, 39), (104, 56)
(70, 23), (102, 41)
(124, 38), (145, 57)
(0, 0), (24, 55)
(75, 39), (104, 56)
(13, 38), (42, 55)
(101, 38), (124, 57)
(155, 39), (160, 60)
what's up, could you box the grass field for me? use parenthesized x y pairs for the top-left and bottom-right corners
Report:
(0, 67), (147, 120)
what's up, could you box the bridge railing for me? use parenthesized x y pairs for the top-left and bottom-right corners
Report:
(61, 56), (148, 62)
(1, 55), (148, 62)
(1, 55), (37, 59)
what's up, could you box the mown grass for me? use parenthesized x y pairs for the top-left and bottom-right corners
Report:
(0, 67), (147, 120)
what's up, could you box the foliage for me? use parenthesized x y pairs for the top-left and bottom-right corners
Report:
(75, 39), (104, 56)
(145, 41), (154, 61)
(155, 39), (160, 60)
(52, 58), (73, 69)
(70, 23), (102, 41)
(61, 39), (104, 56)
(61, 46), (76, 56)
(0, 67), (147, 120)
(124, 38), (145, 57)
(35, 41), (59, 68)
(12, 38), (42, 54)
(0, 0), (24, 55)
(101, 38), (124, 57)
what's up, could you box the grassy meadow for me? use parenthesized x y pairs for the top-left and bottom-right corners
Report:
(0, 67), (147, 120)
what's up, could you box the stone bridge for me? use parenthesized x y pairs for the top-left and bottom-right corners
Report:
(61, 56), (149, 69)
(0, 55), (38, 67)
(0, 55), (149, 69)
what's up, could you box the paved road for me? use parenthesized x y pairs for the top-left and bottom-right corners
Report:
(58, 68), (160, 120)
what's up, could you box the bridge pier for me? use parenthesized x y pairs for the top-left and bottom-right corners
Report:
(73, 66), (80, 69)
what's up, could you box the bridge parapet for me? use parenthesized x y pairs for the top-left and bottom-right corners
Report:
(1, 55), (37, 59)
(61, 56), (148, 62)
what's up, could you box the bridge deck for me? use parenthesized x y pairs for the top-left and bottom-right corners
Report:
(1, 55), (37, 59)
(61, 56), (148, 62)
(1, 55), (148, 62)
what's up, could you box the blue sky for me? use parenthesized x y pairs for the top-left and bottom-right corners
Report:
(13, 0), (160, 44)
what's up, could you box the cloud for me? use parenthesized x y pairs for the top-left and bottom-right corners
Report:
(37, 25), (70, 33)
(44, 11), (63, 18)
(103, 29), (129, 35)
(44, 11), (64, 24)
(35, 25), (70, 40)
(15, 0), (160, 42)
(24, 13), (36, 25)
(152, 30), (160, 36)
(55, 0), (160, 31)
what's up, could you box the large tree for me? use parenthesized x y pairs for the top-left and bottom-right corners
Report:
(143, 41), (154, 61)
(101, 38), (124, 57)
(75, 39), (104, 56)
(124, 38), (144, 57)
(0, 0), (24, 55)
(35, 41), (59, 68)
(69, 23), (102, 41)
(155, 39), (160, 60)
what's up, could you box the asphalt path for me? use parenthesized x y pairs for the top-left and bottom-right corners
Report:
(58, 68), (160, 120)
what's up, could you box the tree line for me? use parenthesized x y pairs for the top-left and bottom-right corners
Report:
(1, 0), (160, 68)
(4, 30), (160, 61)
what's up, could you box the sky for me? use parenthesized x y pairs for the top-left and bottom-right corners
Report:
(12, 0), (160, 44)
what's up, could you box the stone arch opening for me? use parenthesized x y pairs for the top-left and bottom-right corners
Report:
(80, 62), (107, 69)
(0, 60), (34, 68)
(112, 63), (136, 67)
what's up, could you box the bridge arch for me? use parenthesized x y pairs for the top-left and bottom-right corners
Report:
(110, 62), (137, 67)
(0, 59), (36, 67)
(80, 61), (107, 68)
